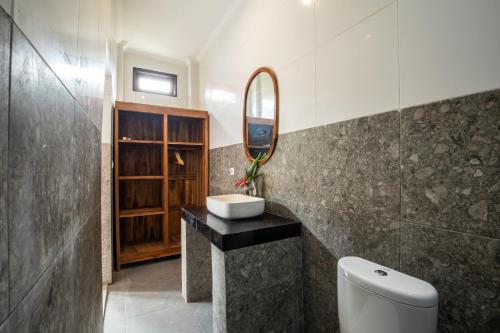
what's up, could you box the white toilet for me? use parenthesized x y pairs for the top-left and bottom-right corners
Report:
(337, 257), (438, 333)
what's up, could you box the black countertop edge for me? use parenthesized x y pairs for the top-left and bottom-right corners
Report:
(181, 206), (301, 252)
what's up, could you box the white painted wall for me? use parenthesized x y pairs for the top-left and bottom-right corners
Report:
(198, 0), (500, 149)
(121, 49), (189, 108)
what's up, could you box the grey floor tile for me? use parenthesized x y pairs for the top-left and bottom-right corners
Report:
(125, 307), (203, 333)
(104, 258), (212, 333)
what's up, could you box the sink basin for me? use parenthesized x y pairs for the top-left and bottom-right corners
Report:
(206, 194), (265, 219)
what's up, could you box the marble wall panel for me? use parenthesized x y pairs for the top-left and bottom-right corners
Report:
(8, 26), (74, 308)
(0, 319), (7, 333)
(71, 102), (101, 241)
(0, 8), (10, 324)
(75, 0), (105, 130)
(13, 0), (79, 96)
(4, 16), (103, 332)
(0, 0), (11, 15)
(64, 208), (102, 333)
(7, 253), (69, 333)
(401, 90), (500, 238)
(400, 222), (500, 333)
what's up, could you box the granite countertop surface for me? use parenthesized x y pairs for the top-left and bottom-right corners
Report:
(181, 206), (301, 251)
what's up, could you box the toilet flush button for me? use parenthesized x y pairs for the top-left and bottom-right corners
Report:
(374, 269), (388, 276)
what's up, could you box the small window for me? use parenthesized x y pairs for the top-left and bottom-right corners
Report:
(133, 67), (177, 97)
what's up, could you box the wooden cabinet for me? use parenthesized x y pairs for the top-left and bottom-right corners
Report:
(113, 101), (208, 269)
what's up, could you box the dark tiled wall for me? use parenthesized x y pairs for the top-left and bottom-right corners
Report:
(209, 90), (500, 332)
(0, 8), (102, 332)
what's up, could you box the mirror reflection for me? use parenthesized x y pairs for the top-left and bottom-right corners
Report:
(244, 69), (278, 163)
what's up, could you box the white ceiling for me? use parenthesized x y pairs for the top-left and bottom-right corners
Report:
(117, 0), (235, 61)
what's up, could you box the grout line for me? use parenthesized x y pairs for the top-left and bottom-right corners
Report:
(7, 205), (101, 317)
(317, 1), (395, 50)
(312, 0), (319, 323)
(6, 10), (13, 320)
(396, 0), (402, 269)
(401, 220), (500, 241)
(396, 0), (401, 111)
(8, 14), (97, 129)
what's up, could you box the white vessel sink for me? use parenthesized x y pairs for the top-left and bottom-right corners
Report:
(206, 194), (265, 219)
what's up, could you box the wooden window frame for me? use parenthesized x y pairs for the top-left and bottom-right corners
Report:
(133, 67), (178, 97)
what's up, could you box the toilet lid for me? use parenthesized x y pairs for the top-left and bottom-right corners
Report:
(338, 257), (438, 308)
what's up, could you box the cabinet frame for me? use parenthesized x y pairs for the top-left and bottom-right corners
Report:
(113, 101), (209, 270)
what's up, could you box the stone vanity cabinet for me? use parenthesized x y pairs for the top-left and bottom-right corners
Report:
(181, 206), (303, 333)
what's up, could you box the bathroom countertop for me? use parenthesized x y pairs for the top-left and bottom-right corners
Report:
(181, 206), (301, 251)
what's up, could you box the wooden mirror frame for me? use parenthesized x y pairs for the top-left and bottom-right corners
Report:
(243, 67), (279, 165)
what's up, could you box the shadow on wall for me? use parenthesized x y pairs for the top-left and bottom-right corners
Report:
(209, 89), (500, 333)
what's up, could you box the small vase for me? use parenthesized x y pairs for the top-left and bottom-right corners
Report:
(245, 180), (257, 197)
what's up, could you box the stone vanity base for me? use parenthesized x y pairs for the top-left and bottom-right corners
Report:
(212, 238), (303, 333)
(181, 219), (212, 302)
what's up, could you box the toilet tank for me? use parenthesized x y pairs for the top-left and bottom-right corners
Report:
(337, 257), (438, 333)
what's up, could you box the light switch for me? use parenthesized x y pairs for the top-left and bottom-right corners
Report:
(229, 167), (235, 176)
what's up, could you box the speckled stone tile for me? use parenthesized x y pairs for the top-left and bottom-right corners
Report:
(211, 244), (226, 333)
(316, 111), (400, 220)
(209, 144), (248, 196)
(266, 198), (317, 236)
(101, 143), (112, 284)
(315, 207), (399, 333)
(264, 128), (317, 204)
(8, 26), (74, 309)
(225, 280), (303, 333)
(222, 143), (247, 193)
(209, 147), (224, 195)
(401, 90), (500, 238)
(315, 240), (339, 333)
(182, 219), (212, 302)
(0, 9), (10, 324)
(224, 237), (301, 296)
(316, 207), (399, 269)
(400, 222), (500, 333)
(302, 228), (318, 333)
(212, 238), (303, 333)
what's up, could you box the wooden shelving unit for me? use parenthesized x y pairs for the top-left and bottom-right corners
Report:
(114, 101), (208, 269)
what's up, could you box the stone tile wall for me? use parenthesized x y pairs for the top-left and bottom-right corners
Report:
(0, 7), (103, 332)
(209, 89), (500, 332)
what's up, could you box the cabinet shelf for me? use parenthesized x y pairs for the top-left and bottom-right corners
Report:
(119, 139), (163, 145)
(114, 101), (208, 269)
(119, 242), (181, 264)
(119, 207), (165, 218)
(168, 174), (196, 181)
(168, 141), (204, 146)
(119, 176), (164, 180)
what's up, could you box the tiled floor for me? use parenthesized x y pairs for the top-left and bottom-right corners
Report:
(103, 257), (212, 333)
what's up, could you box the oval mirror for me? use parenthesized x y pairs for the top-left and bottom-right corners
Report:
(243, 67), (279, 164)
